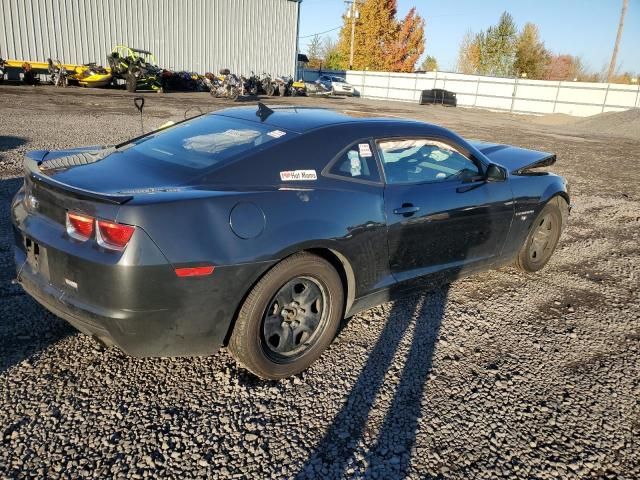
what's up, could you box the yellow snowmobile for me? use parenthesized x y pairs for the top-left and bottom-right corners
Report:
(71, 63), (112, 88)
(291, 79), (307, 96)
(3, 58), (112, 87)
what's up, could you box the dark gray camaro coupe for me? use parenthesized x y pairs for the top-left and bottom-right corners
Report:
(12, 105), (570, 378)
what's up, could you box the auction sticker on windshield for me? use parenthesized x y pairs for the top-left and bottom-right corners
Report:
(280, 170), (317, 181)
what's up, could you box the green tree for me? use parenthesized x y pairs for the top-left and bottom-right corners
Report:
(324, 49), (345, 71)
(514, 23), (550, 79)
(475, 12), (517, 76)
(318, 37), (344, 70)
(420, 55), (438, 71)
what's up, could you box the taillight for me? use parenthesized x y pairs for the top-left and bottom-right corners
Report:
(66, 212), (94, 240)
(97, 220), (135, 250)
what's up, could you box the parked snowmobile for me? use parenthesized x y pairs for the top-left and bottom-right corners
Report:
(71, 63), (112, 88)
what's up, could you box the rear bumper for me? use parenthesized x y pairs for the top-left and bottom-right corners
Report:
(11, 190), (273, 357)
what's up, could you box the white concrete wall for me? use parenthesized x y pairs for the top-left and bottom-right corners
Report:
(304, 69), (640, 117)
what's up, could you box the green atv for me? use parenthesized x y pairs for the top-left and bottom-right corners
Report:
(107, 45), (162, 92)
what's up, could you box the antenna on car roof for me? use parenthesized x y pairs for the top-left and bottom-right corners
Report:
(134, 97), (145, 135)
(256, 102), (274, 122)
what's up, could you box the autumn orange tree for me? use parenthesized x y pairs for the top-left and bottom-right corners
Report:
(335, 0), (425, 72)
(386, 8), (425, 72)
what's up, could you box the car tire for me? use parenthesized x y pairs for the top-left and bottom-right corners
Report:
(514, 200), (564, 272)
(228, 252), (344, 379)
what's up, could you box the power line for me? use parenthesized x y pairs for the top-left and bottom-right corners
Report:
(299, 26), (342, 39)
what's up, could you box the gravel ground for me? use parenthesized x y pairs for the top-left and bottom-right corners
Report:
(0, 85), (638, 479)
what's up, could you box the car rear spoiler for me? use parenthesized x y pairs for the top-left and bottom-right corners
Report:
(24, 151), (133, 205)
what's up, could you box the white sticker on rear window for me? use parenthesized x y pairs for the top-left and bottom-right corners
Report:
(358, 143), (372, 157)
(280, 170), (317, 181)
(268, 130), (287, 138)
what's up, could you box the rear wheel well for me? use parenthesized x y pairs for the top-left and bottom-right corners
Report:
(222, 248), (356, 346)
(306, 248), (355, 315)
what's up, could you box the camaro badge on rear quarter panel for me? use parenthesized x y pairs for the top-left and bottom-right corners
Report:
(280, 170), (317, 181)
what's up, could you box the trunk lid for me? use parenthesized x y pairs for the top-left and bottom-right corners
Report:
(32, 145), (195, 195)
(470, 141), (556, 174)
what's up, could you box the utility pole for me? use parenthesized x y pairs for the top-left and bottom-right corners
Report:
(607, 0), (628, 82)
(345, 1), (360, 70)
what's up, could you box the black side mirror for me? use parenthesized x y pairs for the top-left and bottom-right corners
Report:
(486, 163), (506, 182)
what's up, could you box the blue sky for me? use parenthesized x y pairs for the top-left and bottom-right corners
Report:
(299, 0), (640, 73)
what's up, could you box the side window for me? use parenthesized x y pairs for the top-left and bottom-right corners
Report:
(328, 141), (380, 183)
(377, 138), (479, 184)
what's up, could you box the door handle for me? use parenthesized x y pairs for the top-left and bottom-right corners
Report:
(393, 204), (420, 216)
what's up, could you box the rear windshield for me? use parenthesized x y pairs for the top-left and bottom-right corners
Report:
(121, 115), (289, 170)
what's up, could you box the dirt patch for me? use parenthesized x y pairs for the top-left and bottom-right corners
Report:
(572, 108), (640, 139)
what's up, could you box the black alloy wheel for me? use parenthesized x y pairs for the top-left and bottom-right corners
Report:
(261, 276), (328, 362)
(515, 201), (564, 272)
(228, 252), (344, 379)
(528, 212), (557, 265)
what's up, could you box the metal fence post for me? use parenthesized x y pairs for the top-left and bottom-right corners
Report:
(386, 71), (391, 100)
(361, 69), (366, 98)
(510, 76), (518, 113)
(635, 82), (640, 108)
(552, 81), (561, 113)
(602, 83), (610, 113)
(473, 76), (480, 107)
(413, 72), (419, 102)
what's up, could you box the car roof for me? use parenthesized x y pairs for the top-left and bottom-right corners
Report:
(212, 105), (422, 134)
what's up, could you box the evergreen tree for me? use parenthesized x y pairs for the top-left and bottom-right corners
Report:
(475, 12), (517, 76)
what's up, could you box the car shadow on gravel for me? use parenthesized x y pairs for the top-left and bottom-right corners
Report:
(0, 176), (73, 374)
(0, 136), (27, 161)
(298, 286), (448, 479)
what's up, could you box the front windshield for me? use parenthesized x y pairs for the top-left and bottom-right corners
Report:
(332, 76), (346, 83)
(122, 115), (289, 171)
